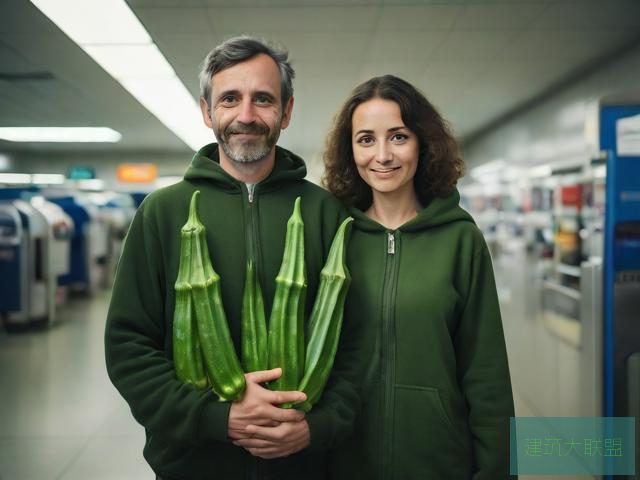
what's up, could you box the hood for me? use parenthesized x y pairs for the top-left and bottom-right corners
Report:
(184, 143), (307, 191)
(349, 189), (474, 233)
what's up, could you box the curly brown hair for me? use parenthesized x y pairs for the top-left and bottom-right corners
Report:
(322, 75), (465, 210)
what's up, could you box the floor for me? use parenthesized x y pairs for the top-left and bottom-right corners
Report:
(0, 289), (596, 480)
(0, 290), (153, 480)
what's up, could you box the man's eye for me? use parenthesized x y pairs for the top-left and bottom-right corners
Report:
(255, 95), (272, 105)
(221, 95), (237, 104)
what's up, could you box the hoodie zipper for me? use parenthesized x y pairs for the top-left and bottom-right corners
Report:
(381, 230), (399, 480)
(244, 183), (262, 480)
(244, 183), (262, 271)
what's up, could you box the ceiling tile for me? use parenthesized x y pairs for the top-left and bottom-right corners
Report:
(431, 30), (518, 60)
(127, 0), (206, 7)
(203, 0), (379, 5)
(421, 60), (490, 80)
(365, 30), (448, 62)
(0, 41), (33, 72)
(134, 8), (214, 34)
(453, 3), (546, 29)
(0, 0), (59, 34)
(503, 29), (637, 61)
(376, 5), (461, 30)
(263, 32), (371, 62)
(357, 61), (426, 86)
(209, 6), (378, 34)
(533, 0), (640, 29)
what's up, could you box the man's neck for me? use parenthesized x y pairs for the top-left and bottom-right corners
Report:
(218, 148), (276, 184)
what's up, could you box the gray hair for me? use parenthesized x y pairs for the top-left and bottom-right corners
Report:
(199, 36), (295, 109)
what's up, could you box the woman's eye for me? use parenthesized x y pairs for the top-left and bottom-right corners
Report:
(391, 133), (408, 142)
(357, 136), (374, 145)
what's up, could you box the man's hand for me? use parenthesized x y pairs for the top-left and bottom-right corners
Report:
(227, 368), (306, 442)
(232, 420), (311, 459)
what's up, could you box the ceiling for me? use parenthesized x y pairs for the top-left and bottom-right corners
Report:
(1, 0), (640, 165)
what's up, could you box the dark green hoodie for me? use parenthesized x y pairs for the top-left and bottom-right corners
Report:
(329, 190), (514, 480)
(105, 144), (360, 480)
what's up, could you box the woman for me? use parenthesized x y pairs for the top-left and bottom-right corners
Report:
(323, 75), (514, 479)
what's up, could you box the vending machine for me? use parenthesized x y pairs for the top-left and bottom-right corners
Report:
(600, 104), (640, 479)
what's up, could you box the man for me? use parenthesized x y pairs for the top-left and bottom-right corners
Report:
(105, 37), (361, 480)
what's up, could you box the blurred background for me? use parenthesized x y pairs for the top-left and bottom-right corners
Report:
(1, 0), (639, 478)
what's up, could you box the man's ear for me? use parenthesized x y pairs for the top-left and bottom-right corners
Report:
(200, 96), (213, 129)
(280, 96), (294, 130)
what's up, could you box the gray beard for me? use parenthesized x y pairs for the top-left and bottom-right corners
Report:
(215, 118), (282, 164)
(220, 138), (272, 164)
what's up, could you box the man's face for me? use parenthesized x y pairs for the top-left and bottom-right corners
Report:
(200, 53), (293, 164)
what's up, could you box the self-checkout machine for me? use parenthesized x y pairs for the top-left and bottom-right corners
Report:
(47, 188), (111, 294)
(599, 99), (640, 478)
(0, 188), (49, 327)
(28, 194), (74, 323)
(0, 196), (27, 325)
(85, 190), (135, 288)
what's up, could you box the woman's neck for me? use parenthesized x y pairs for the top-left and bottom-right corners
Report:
(365, 187), (421, 230)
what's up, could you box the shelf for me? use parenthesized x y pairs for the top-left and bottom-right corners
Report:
(556, 263), (581, 277)
(542, 280), (581, 301)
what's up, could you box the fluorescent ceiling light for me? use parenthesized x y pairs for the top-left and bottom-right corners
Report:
(83, 44), (176, 79)
(121, 77), (212, 149)
(77, 179), (105, 191)
(29, 0), (212, 151)
(32, 174), (66, 184)
(0, 173), (31, 184)
(29, 0), (150, 45)
(0, 127), (121, 143)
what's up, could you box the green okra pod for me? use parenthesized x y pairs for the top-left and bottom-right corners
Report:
(296, 216), (353, 412)
(268, 196), (307, 394)
(173, 198), (207, 389)
(186, 191), (246, 401)
(241, 259), (268, 372)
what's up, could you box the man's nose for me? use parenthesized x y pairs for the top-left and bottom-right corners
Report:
(236, 98), (257, 124)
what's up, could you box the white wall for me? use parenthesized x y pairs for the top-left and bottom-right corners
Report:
(462, 43), (640, 171)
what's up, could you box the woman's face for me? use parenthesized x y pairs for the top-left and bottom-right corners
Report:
(351, 98), (420, 198)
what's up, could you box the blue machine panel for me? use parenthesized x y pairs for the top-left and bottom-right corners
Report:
(0, 206), (22, 312)
(48, 196), (90, 286)
(600, 105), (640, 424)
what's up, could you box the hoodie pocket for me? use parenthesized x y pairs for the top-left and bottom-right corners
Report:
(392, 384), (471, 479)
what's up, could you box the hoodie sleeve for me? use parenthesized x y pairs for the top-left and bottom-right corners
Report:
(454, 237), (515, 479)
(104, 203), (232, 445)
(305, 198), (364, 452)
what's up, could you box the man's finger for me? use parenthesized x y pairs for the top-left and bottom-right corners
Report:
(266, 389), (307, 406)
(245, 423), (299, 442)
(245, 368), (282, 384)
(233, 438), (276, 449)
(266, 405), (305, 423)
(248, 447), (288, 459)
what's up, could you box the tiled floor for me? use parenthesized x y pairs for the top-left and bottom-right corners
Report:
(0, 289), (598, 480)
(0, 290), (153, 480)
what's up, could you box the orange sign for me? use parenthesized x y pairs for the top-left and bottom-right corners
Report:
(117, 163), (157, 183)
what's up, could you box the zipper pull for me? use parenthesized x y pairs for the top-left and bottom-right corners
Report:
(387, 232), (395, 255)
(246, 184), (255, 203)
